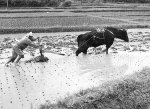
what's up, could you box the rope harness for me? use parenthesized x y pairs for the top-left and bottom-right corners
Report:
(78, 29), (114, 49)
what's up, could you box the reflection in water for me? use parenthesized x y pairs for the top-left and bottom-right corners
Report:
(1, 52), (150, 109)
(76, 54), (114, 74)
(75, 54), (129, 88)
(76, 54), (128, 77)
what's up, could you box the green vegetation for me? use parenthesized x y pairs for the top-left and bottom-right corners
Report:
(60, 0), (72, 7)
(103, 0), (150, 3)
(80, 0), (150, 3)
(1, 0), (150, 7)
(0, 0), (71, 7)
(39, 67), (150, 109)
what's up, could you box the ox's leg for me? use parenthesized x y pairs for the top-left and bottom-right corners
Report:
(76, 47), (88, 56)
(76, 41), (84, 56)
(82, 48), (88, 54)
(106, 46), (110, 54)
(76, 49), (81, 56)
(106, 49), (109, 54)
(106, 43), (113, 54)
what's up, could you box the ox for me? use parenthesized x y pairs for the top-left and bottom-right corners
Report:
(76, 27), (129, 56)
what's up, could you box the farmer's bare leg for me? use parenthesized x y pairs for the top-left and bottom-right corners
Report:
(15, 55), (24, 63)
(14, 46), (24, 64)
(5, 49), (18, 65)
(6, 55), (17, 64)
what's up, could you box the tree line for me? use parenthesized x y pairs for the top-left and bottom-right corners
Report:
(80, 0), (150, 3)
(103, 0), (150, 3)
(0, 0), (150, 7)
(0, 0), (71, 7)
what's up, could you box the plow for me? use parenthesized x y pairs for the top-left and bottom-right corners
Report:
(25, 38), (49, 63)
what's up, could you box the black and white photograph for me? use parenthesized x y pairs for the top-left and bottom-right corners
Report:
(0, 0), (150, 109)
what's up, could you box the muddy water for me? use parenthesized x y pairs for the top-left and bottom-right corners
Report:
(0, 31), (86, 40)
(1, 29), (150, 109)
(1, 51), (150, 109)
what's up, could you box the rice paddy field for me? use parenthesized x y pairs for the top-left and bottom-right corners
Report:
(1, 3), (150, 109)
(0, 3), (150, 33)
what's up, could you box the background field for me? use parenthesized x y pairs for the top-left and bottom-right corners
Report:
(1, 3), (150, 109)
(0, 3), (150, 34)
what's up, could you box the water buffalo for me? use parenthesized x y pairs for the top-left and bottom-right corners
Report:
(76, 27), (129, 56)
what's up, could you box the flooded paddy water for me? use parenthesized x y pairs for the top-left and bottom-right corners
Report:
(0, 29), (150, 109)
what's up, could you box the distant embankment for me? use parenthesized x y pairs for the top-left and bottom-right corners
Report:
(0, 25), (149, 34)
(0, 15), (149, 34)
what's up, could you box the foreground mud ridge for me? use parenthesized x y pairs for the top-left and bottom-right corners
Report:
(40, 67), (150, 109)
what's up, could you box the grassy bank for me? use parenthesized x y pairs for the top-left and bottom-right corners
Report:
(39, 67), (150, 109)
(0, 24), (149, 34)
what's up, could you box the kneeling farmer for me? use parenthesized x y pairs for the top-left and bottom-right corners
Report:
(5, 32), (41, 65)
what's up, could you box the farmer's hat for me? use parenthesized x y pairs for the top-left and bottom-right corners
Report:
(26, 32), (33, 37)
